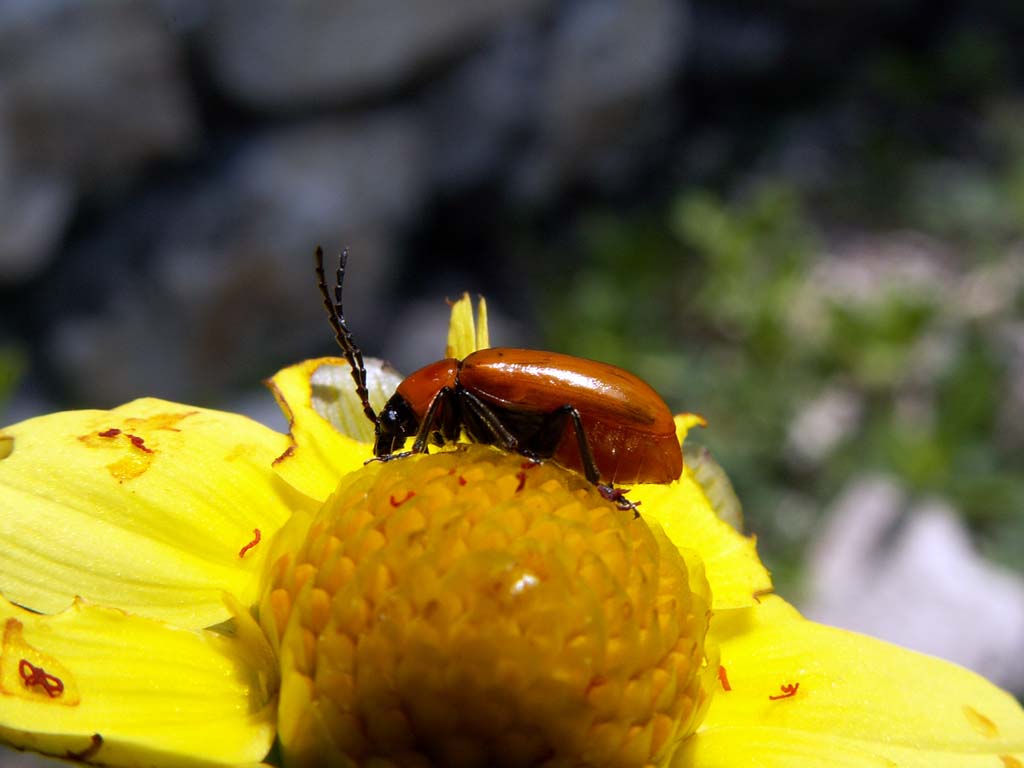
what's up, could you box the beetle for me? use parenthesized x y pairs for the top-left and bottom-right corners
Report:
(314, 247), (682, 509)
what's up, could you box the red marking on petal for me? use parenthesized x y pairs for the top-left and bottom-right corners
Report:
(515, 471), (527, 493)
(717, 665), (732, 691)
(769, 682), (799, 700)
(19, 658), (64, 698)
(98, 428), (121, 438)
(584, 675), (606, 697)
(390, 490), (415, 507)
(126, 433), (153, 454)
(238, 528), (262, 559)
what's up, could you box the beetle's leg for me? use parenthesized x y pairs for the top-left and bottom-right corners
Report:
(457, 389), (520, 451)
(538, 405), (601, 485)
(597, 484), (642, 519)
(538, 405), (640, 516)
(410, 387), (455, 454)
(365, 451), (413, 465)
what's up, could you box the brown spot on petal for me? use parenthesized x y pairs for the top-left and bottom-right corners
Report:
(0, 434), (12, 460)
(224, 442), (258, 462)
(123, 411), (196, 433)
(66, 734), (103, 762)
(125, 434), (153, 453)
(106, 452), (154, 482)
(79, 429), (118, 448)
(273, 445), (296, 466)
(1, 619), (79, 705)
(963, 705), (999, 738)
(78, 411), (196, 481)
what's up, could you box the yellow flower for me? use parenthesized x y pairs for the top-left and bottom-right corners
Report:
(0, 295), (1021, 767)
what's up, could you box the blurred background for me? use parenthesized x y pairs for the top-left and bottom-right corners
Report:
(0, 0), (1022, 729)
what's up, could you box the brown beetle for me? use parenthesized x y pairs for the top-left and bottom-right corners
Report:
(316, 248), (681, 507)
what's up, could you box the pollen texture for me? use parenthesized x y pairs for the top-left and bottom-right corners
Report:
(261, 445), (712, 768)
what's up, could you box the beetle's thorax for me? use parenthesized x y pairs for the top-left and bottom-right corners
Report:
(395, 358), (461, 420)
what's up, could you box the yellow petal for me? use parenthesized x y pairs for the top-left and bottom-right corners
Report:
(446, 292), (475, 359)
(675, 726), (1024, 768)
(0, 594), (276, 766)
(672, 414), (743, 530)
(0, 399), (294, 628)
(475, 295), (490, 350)
(308, 357), (404, 444)
(672, 596), (1024, 767)
(683, 443), (744, 531)
(631, 472), (772, 610)
(446, 292), (489, 359)
(674, 413), (708, 443)
(266, 358), (373, 501)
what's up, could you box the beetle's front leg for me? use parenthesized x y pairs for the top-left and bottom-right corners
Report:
(458, 389), (520, 452)
(365, 450), (414, 465)
(410, 387), (456, 454)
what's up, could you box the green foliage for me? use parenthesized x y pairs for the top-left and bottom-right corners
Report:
(673, 184), (812, 367)
(539, 215), (679, 369)
(533, 167), (1024, 588)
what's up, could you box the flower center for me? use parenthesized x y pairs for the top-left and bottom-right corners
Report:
(261, 445), (713, 768)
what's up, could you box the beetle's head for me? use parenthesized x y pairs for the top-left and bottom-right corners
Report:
(373, 394), (419, 457)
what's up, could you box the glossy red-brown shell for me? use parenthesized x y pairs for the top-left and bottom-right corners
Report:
(395, 358), (459, 420)
(459, 349), (682, 484)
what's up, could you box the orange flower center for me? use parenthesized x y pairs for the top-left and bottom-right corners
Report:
(261, 446), (713, 767)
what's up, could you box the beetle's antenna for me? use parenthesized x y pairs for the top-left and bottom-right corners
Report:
(315, 246), (377, 425)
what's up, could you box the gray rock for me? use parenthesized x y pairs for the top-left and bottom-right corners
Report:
(204, 0), (551, 108)
(0, 0), (196, 282)
(519, 0), (687, 197)
(786, 386), (863, 468)
(47, 112), (426, 406)
(803, 475), (1024, 693)
(236, 113), (427, 236)
(423, 20), (543, 190)
(426, 0), (690, 199)
(688, 4), (784, 76)
(996, 317), (1024, 453)
(0, 159), (73, 282)
(2, 0), (697, 416)
(0, 0), (197, 187)
(0, 746), (71, 768)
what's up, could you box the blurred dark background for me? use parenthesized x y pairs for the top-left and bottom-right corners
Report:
(1, 0), (1022, 698)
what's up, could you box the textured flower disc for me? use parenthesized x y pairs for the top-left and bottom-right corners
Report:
(261, 445), (715, 768)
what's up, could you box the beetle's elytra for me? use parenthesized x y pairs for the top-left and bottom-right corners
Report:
(315, 247), (682, 508)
